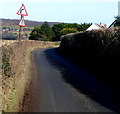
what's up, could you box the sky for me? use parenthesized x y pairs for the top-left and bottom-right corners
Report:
(0, 0), (120, 26)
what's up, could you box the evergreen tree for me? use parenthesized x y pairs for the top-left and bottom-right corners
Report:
(29, 26), (41, 40)
(29, 22), (91, 41)
(29, 22), (55, 41)
(40, 22), (55, 41)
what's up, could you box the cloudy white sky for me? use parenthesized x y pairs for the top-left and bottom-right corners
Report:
(0, 0), (120, 26)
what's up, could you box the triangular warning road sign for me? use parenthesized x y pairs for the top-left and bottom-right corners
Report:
(17, 4), (28, 16)
(18, 16), (26, 27)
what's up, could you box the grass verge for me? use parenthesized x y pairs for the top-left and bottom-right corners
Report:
(2, 40), (60, 112)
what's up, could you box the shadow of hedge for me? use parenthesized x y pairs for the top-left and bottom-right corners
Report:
(59, 28), (120, 94)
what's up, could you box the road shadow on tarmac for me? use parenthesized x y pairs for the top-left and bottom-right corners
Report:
(45, 48), (120, 113)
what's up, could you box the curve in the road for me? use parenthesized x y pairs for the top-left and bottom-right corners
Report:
(32, 48), (120, 112)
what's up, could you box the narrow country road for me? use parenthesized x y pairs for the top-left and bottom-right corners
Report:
(32, 48), (120, 112)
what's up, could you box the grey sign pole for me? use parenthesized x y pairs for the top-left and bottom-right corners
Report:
(18, 16), (22, 41)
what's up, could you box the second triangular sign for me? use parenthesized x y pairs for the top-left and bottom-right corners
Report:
(18, 17), (26, 27)
(17, 4), (28, 16)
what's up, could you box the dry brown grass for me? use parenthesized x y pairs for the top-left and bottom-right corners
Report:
(1, 40), (60, 112)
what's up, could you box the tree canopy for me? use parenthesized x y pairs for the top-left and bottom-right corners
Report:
(52, 23), (91, 41)
(114, 16), (120, 27)
(60, 28), (78, 35)
(29, 22), (91, 41)
(29, 22), (55, 41)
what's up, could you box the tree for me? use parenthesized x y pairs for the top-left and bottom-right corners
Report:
(40, 22), (55, 41)
(29, 26), (41, 40)
(52, 23), (66, 41)
(114, 16), (120, 27)
(114, 20), (120, 27)
(64, 23), (82, 31)
(29, 22), (55, 41)
(52, 23), (91, 41)
(115, 16), (120, 20)
(29, 22), (92, 41)
(80, 23), (92, 31)
(60, 28), (78, 35)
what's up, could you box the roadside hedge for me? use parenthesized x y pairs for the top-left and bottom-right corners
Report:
(2, 40), (59, 112)
(60, 27), (120, 59)
(59, 27), (120, 92)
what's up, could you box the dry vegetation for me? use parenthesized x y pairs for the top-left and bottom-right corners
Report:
(1, 40), (59, 112)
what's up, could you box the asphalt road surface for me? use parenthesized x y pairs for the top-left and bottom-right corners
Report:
(33, 48), (120, 112)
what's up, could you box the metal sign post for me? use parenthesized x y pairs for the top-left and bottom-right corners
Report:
(18, 16), (22, 41)
(17, 3), (28, 40)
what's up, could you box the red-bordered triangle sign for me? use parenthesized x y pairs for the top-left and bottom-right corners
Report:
(18, 16), (26, 27)
(17, 4), (28, 16)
